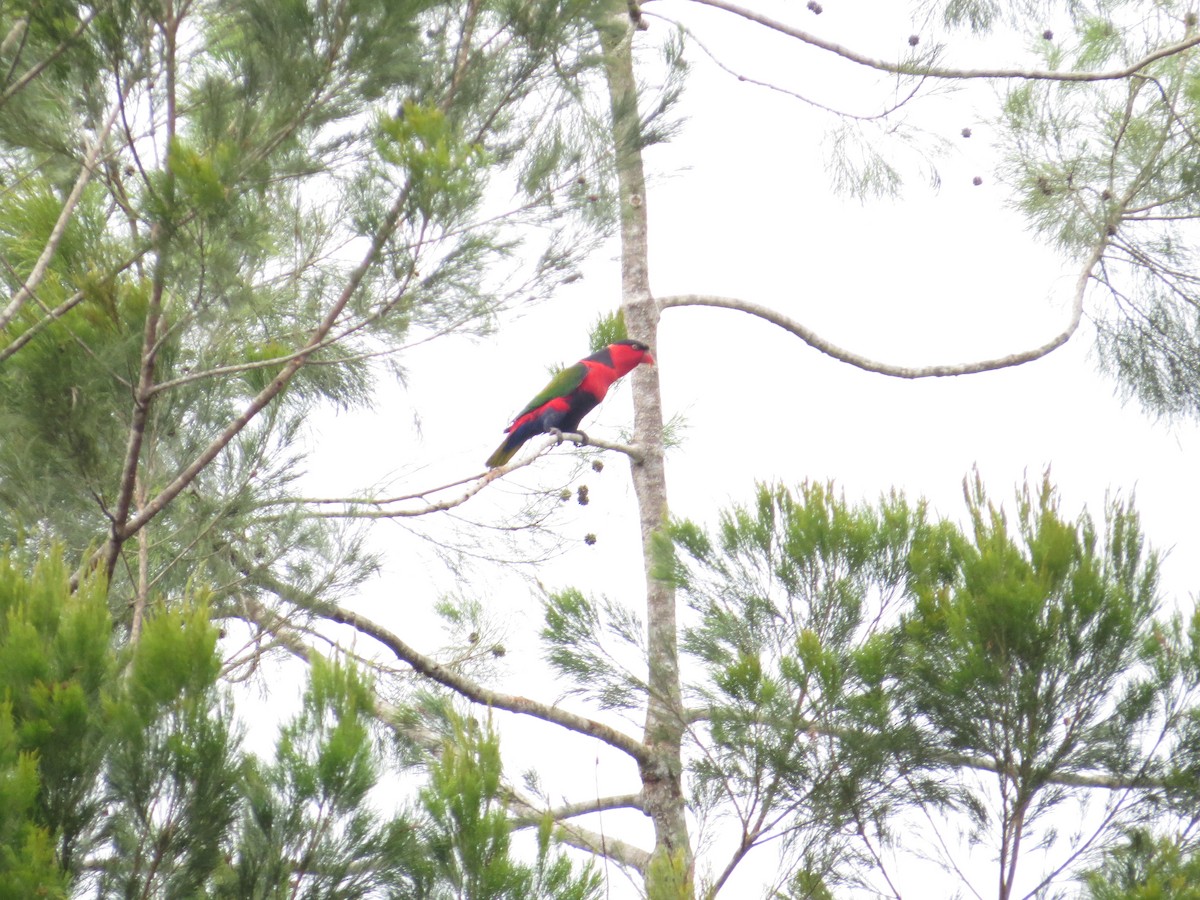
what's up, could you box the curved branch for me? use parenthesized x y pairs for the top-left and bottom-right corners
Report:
(687, 0), (1200, 82)
(659, 240), (1105, 378)
(318, 602), (651, 765)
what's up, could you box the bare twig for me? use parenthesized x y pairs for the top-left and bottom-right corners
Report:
(289, 432), (644, 519)
(0, 289), (87, 363)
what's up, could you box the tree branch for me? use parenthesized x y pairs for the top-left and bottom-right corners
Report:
(507, 791), (645, 827)
(686, 0), (1200, 82)
(0, 6), (100, 111)
(275, 432), (643, 520)
(0, 102), (121, 332)
(317, 602), (651, 765)
(554, 819), (651, 873)
(112, 187), (413, 547)
(507, 788), (651, 872)
(686, 707), (1162, 790)
(231, 596), (445, 750)
(658, 238), (1106, 378)
(649, 11), (926, 123)
(0, 289), (86, 363)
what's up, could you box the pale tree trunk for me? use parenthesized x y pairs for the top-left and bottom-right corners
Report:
(596, 6), (693, 896)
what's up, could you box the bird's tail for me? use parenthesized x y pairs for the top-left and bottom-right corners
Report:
(485, 436), (520, 469)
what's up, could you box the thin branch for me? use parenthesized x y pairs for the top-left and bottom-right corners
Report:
(129, 474), (151, 643)
(317, 602), (651, 765)
(705, 829), (762, 899)
(111, 188), (413, 546)
(936, 749), (1157, 791)
(105, 268), (166, 581)
(850, 807), (903, 900)
(448, 0), (483, 101)
(99, 7), (183, 585)
(648, 11), (927, 122)
(0, 102), (121, 332)
(687, 0), (1200, 83)
(0, 289), (86, 363)
(0, 6), (100, 111)
(146, 299), (469, 397)
(292, 433), (644, 520)
(658, 238), (1106, 378)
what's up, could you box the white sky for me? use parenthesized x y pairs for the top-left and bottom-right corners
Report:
(279, 2), (1200, 897)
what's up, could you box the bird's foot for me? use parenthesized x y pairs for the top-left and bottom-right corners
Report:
(549, 428), (588, 447)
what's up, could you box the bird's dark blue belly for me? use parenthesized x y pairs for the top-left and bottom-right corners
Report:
(545, 394), (599, 433)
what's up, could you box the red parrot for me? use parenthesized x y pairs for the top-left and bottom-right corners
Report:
(486, 339), (655, 468)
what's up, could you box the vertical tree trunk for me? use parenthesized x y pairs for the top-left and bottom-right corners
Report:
(596, 6), (693, 896)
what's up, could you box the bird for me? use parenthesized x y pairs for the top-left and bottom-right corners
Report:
(486, 339), (655, 468)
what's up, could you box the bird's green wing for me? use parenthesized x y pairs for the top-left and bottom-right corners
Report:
(515, 362), (587, 416)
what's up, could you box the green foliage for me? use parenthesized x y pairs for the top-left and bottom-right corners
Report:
(657, 474), (1195, 893)
(938, 0), (1004, 31)
(377, 101), (490, 222)
(0, 706), (65, 899)
(0, 0), (618, 625)
(668, 482), (957, 879)
(541, 587), (645, 709)
(992, 11), (1200, 418)
(589, 308), (628, 350)
(421, 716), (602, 900)
(901, 475), (1161, 789)
(1082, 830), (1200, 899)
(99, 604), (243, 898)
(214, 656), (420, 898)
(0, 552), (115, 876)
(0, 552), (243, 895)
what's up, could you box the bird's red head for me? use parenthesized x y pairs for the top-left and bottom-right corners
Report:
(608, 339), (655, 374)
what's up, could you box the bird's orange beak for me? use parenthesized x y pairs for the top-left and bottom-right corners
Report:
(642, 352), (655, 366)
